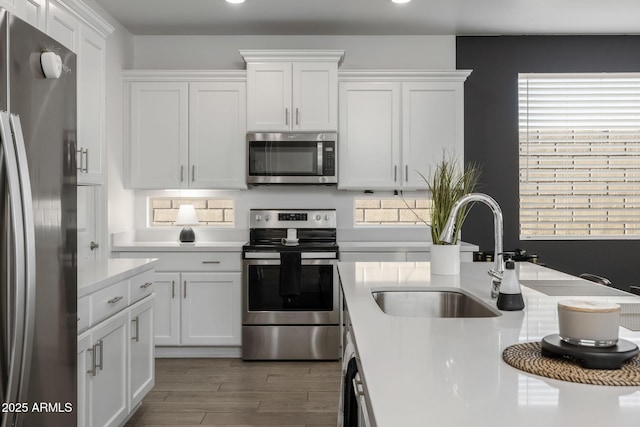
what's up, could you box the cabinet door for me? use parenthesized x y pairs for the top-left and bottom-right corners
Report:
(181, 273), (242, 346)
(46, 1), (80, 53)
(401, 82), (464, 190)
(153, 272), (181, 346)
(338, 82), (401, 190)
(128, 82), (189, 189)
(89, 310), (129, 427)
(129, 296), (155, 409)
(77, 24), (106, 184)
(77, 333), (92, 427)
(24, 0), (47, 30)
(77, 185), (97, 263)
(246, 62), (291, 131)
(292, 62), (337, 131)
(189, 82), (247, 189)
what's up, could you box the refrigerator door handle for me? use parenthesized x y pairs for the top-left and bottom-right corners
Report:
(0, 111), (27, 427)
(9, 115), (37, 408)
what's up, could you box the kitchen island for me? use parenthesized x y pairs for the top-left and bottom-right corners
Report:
(338, 261), (640, 427)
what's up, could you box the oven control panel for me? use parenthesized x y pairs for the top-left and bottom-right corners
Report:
(250, 209), (336, 229)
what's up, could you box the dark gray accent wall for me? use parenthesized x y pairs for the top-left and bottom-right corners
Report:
(456, 36), (640, 291)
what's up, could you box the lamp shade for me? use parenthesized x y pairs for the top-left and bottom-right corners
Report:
(175, 204), (199, 225)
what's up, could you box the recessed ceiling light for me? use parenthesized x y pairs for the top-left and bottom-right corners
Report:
(391, 0), (411, 3)
(226, 0), (245, 4)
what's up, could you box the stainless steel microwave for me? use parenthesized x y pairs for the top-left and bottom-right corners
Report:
(246, 132), (337, 185)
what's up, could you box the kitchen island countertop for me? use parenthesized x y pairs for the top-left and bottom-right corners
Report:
(338, 261), (640, 427)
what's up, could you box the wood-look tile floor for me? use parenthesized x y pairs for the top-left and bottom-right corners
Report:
(124, 358), (341, 426)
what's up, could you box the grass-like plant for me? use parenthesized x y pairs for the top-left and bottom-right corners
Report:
(422, 154), (481, 245)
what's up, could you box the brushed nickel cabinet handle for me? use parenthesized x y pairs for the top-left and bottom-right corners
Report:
(192, 165), (195, 182)
(84, 148), (89, 172)
(95, 339), (104, 371)
(285, 108), (289, 125)
(87, 345), (97, 376)
(202, 261), (221, 264)
(132, 316), (140, 342)
(107, 296), (123, 304)
(140, 282), (153, 289)
(394, 165), (397, 182)
(296, 108), (299, 125)
(184, 280), (187, 299)
(171, 280), (175, 299)
(405, 165), (408, 182)
(180, 165), (184, 182)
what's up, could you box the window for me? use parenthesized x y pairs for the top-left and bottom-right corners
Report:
(149, 197), (234, 226)
(355, 198), (430, 225)
(519, 73), (640, 239)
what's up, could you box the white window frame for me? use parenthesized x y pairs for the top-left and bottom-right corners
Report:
(519, 72), (640, 240)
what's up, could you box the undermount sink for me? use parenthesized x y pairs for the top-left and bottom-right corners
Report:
(371, 289), (502, 318)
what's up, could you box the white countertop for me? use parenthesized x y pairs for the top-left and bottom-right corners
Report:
(111, 241), (245, 252)
(78, 258), (158, 298)
(338, 241), (478, 252)
(338, 261), (640, 427)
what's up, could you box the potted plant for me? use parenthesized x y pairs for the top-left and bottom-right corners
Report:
(423, 153), (481, 275)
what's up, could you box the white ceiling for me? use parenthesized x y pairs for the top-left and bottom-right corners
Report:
(92, 0), (640, 36)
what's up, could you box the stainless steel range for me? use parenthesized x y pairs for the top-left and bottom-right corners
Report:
(242, 209), (339, 360)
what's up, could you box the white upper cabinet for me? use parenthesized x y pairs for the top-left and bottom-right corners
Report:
(127, 81), (189, 189)
(338, 82), (401, 190)
(242, 50), (344, 132)
(401, 82), (464, 190)
(24, 0), (46, 30)
(338, 71), (471, 191)
(77, 24), (106, 184)
(189, 82), (247, 189)
(46, 0), (81, 53)
(125, 72), (247, 190)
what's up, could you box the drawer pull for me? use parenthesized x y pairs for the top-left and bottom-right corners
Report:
(107, 296), (123, 304)
(184, 280), (187, 298)
(171, 280), (175, 299)
(140, 282), (153, 289)
(87, 346), (97, 376)
(202, 261), (221, 264)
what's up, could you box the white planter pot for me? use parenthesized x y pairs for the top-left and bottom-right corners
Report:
(430, 244), (461, 276)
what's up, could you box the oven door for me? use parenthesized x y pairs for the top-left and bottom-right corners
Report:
(243, 257), (339, 325)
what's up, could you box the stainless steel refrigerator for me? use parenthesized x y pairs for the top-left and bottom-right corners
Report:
(0, 8), (76, 427)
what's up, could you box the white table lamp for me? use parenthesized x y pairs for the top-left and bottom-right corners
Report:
(175, 204), (199, 243)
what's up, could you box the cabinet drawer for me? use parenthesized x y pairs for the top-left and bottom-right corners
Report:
(130, 269), (155, 303)
(118, 252), (241, 272)
(90, 280), (130, 325)
(78, 296), (91, 332)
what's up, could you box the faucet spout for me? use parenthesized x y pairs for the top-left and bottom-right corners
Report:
(439, 193), (504, 298)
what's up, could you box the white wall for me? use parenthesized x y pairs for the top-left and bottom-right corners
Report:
(132, 35), (455, 70)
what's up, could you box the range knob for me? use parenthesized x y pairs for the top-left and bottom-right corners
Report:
(255, 214), (262, 222)
(264, 215), (271, 222)
(325, 214), (330, 221)
(315, 214), (322, 221)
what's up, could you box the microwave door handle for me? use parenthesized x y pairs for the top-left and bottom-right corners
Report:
(317, 142), (323, 175)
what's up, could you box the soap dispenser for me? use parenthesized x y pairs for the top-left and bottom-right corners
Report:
(497, 259), (525, 311)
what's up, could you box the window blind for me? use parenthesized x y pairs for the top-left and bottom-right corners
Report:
(519, 73), (640, 239)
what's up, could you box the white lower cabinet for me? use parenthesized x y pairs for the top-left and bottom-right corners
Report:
(181, 273), (242, 346)
(77, 264), (156, 427)
(129, 296), (155, 409)
(80, 309), (129, 427)
(152, 271), (242, 346)
(112, 251), (243, 352)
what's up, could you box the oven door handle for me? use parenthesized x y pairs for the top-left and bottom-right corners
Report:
(243, 252), (337, 260)
(244, 258), (336, 266)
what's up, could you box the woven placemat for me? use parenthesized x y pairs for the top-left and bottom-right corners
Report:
(503, 342), (640, 386)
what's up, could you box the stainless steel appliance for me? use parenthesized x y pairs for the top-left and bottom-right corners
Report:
(1, 9), (76, 427)
(242, 209), (339, 360)
(246, 132), (337, 185)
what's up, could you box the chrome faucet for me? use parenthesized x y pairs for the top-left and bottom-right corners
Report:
(439, 193), (504, 298)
